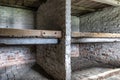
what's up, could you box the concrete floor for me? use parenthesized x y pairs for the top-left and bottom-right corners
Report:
(0, 63), (52, 80)
(1, 63), (120, 80)
(72, 67), (120, 80)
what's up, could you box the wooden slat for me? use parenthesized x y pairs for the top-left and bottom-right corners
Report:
(0, 28), (62, 38)
(72, 32), (120, 38)
(91, 0), (120, 6)
(0, 38), (58, 45)
(71, 38), (120, 43)
(72, 5), (95, 11)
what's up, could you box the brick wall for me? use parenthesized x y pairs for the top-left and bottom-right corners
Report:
(0, 46), (35, 68)
(72, 7), (120, 71)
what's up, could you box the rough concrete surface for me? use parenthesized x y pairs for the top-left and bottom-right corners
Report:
(0, 6), (35, 29)
(37, 0), (71, 80)
(79, 7), (120, 33)
(72, 67), (120, 80)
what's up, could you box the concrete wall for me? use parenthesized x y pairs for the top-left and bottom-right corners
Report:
(0, 6), (35, 29)
(72, 7), (120, 71)
(36, 0), (71, 80)
(71, 16), (79, 32)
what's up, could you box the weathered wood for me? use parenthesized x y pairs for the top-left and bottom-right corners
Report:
(72, 38), (120, 43)
(42, 30), (62, 38)
(72, 32), (120, 38)
(0, 28), (61, 38)
(72, 5), (95, 11)
(91, 0), (120, 6)
(0, 38), (58, 45)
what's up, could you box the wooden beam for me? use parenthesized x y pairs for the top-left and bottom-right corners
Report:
(0, 38), (58, 45)
(0, 3), (37, 11)
(72, 32), (120, 38)
(72, 38), (120, 43)
(0, 28), (62, 38)
(91, 0), (120, 6)
(72, 5), (95, 11)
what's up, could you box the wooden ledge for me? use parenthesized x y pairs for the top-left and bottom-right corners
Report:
(91, 0), (120, 6)
(0, 28), (62, 38)
(0, 38), (58, 45)
(72, 32), (120, 38)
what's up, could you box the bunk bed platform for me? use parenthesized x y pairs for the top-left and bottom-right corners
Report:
(0, 28), (61, 45)
(72, 32), (120, 43)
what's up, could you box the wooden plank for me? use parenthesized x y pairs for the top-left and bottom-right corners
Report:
(72, 38), (120, 43)
(42, 30), (62, 38)
(0, 38), (58, 45)
(0, 28), (61, 38)
(72, 32), (120, 38)
(72, 5), (95, 11)
(91, 0), (120, 6)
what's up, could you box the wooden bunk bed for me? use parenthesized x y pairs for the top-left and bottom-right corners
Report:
(0, 28), (61, 45)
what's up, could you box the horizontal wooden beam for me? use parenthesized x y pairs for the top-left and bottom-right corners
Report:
(72, 5), (95, 11)
(91, 0), (120, 6)
(0, 3), (37, 11)
(0, 38), (58, 45)
(72, 38), (120, 43)
(72, 32), (120, 38)
(0, 28), (62, 38)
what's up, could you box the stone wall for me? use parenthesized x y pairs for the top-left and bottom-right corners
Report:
(36, 0), (71, 80)
(0, 6), (35, 29)
(72, 7), (120, 71)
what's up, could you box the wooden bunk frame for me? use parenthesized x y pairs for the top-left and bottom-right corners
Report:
(72, 32), (120, 43)
(0, 28), (61, 38)
(0, 28), (62, 45)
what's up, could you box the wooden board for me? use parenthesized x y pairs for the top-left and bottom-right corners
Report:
(0, 38), (58, 45)
(72, 32), (120, 38)
(91, 0), (120, 6)
(0, 28), (62, 38)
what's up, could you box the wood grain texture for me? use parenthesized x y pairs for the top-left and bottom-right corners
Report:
(0, 28), (61, 38)
(72, 32), (120, 38)
(92, 0), (120, 6)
